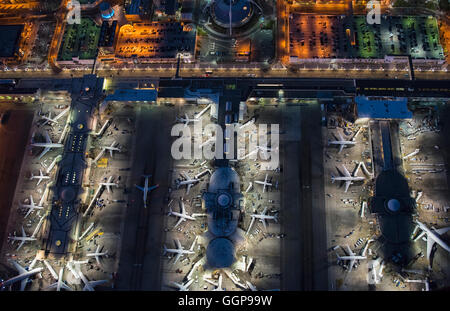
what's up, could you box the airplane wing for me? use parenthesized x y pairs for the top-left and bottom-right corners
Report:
(345, 245), (355, 256)
(44, 131), (51, 143)
(344, 181), (351, 193)
(181, 172), (190, 181)
(180, 201), (186, 215)
(262, 207), (268, 216)
(38, 147), (51, 159)
(17, 240), (25, 250)
(339, 144), (345, 153)
(186, 184), (192, 195)
(426, 235), (436, 260)
(338, 131), (344, 141)
(174, 253), (182, 264)
(135, 185), (144, 192)
(20, 279), (28, 291)
(342, 165), (351, 177)
(95, 256), (101, 266)
(173, 217), (184, 229)
(148, 185), (159, 192)
(54, 107), (69, 121)
(109, 149), (113, 158)
(433, 227), (450, 236)
(60, 282), (73, 291)
(260, 218), (267, 230)
(175, 239), (182, 250)
(21, 226), (26, 238)
(11, 261), (27, 275)
(24, 207), (34, 219)
(348, 258), (355, 273)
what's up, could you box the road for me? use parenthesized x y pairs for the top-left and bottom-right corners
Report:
(115, 104), (175, 290)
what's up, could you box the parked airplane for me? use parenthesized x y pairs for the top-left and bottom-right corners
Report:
(414, 221), (450, 268)
(175, 172), (200, 195)
(135, 174), (159, 207)
(176, 113), (200, 127)
(0, 260), (43, 291)
(331, 164), (366, 193)
(204, 274), (224, 291)
(40, 107), (70, 126)
(8, 226), (37, 250)
(31, 130), (64, 159)
(335, 240), (373, 273)
(86, 245), (108, 265)
(102, 141), (121, 157)
(163, 238), (196, 264)
(19, 195), (44, 218)
(255, 174), (272, 193)
(247, 207), (278, 233)
(168, 199), (196, 229)
(100, 176), (118, 193)
(246, 281), (258, 291)
(242, 145), (277, 161)
(45, 268), (72, 291)
(78, 271), (107, 291)
(328, 131), (356, 153)
(169, 279), (194, 291)
(30, 169), (50, 186)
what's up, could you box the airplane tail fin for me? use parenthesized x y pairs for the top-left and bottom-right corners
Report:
(142, 174), (152, 178)
(331, 175), (335, 183)
(163, 245), (167, 256)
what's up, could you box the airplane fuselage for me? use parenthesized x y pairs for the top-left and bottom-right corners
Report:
(0, 267), (43, 289)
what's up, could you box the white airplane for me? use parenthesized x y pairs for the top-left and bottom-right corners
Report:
(335, 240), (372, 273)
(78, 271), (107, 291)
(331, 164), (366, 193)
(45, 268), (72, 291)
(86, 245), (108, 265)
(169, 279), (194, 291)
(102, 141), (121, 157)
(243, 145), (278, 161)
(163, 238), (196, 264)
(414, 221), (450, 267)
(204, 274), (224, 291)
(30, 169), (50, 186)
(40, 107), (70, 126)
(255, 174), (272, 193)
(135, 174), (159, 207)
(8, 226), (37, 250)
(176, 113), (200, 127)
(100, 176), (118, 193)
(168, 199), (196, 229)
(0, 260), (43, 291)
(328, 131), (356, 153)
(31, 130), (64, 159)
(249, 207), (278, 231)
(19, 195), (44, 218)
(246, 281), (258, 291)
(175, 172), (200, 195)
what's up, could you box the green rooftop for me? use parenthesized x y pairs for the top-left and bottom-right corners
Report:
(58, 18), (101, 61)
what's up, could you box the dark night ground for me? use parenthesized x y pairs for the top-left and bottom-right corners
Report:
(0, 106), (34, 253)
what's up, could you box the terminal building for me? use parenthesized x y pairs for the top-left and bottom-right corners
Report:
(201, 164), (244, 268)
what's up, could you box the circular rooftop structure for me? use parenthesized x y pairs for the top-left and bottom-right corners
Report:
(386, 198), (401, 213)
(206, 237), (235, 268)
(208, 167), (240, 193)
(60, 187), (76, 202)
(217, 193), (232, 207)
(211, 0), (254, 28)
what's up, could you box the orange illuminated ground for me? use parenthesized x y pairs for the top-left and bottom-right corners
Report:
(438, 19), (450, 64)
(115, 23), (195, 59)
(289, 15), (338, 59)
